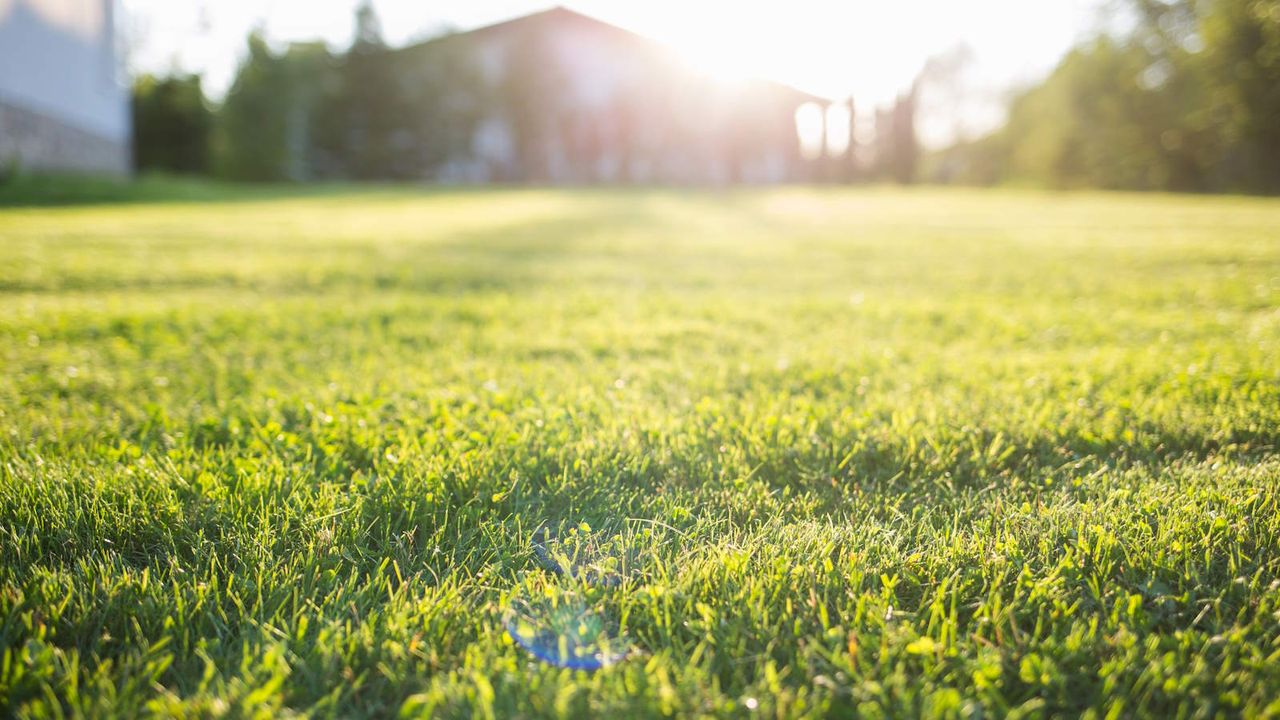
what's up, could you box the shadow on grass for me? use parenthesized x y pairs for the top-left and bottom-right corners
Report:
(0, 173), (757, 209)
(0, 173), (514, 209)
(0, 184), (665, 298)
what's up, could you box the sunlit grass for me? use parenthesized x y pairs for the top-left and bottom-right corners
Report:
(1, 186), (1278, 717)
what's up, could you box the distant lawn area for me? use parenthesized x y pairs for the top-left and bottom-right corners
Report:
(1, 185), (1278, 718)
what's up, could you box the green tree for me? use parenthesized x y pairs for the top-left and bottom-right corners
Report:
(213, 33), (291, 181)
(944, 0), (1278, 193)
(1000, 38), (1181, 189)
(314, 1), (410, 179)
(214, 34), (335, 181)
(1199, 0), (1280, 191)
(132, 73), (212, 174)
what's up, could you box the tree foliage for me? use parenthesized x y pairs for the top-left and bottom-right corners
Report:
(213, 33), (321, 181)
(214, 3), (482, 182)
(956, 0), (1280, 193)
(131, 73), (212, 174)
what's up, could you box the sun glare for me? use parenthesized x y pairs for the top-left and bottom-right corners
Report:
(795, 102), (824, 160)
(672, 34), (755, 86)
(824, 103), (851, 157)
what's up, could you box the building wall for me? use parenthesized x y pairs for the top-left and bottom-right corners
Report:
(449, 15), (809, 185)
(0, 99), (130, 174)
(0, 0), (130, 174)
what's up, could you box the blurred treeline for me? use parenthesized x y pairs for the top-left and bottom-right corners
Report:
(134, 0), (1279, 193)
(134, 4), (480, 182)
(935, 0), (1280, 193)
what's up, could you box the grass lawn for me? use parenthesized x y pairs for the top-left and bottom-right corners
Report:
(1, 186), (1278, 718)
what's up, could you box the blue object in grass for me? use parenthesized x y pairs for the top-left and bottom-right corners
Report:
(504, 591), (630, 671)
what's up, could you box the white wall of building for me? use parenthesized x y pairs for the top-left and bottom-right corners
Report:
(0, 0), (129, 142)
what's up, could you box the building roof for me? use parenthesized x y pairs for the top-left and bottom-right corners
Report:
(403, 6), (829, 105)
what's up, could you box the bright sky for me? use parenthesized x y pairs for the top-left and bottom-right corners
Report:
(123, 0), (1107, 147)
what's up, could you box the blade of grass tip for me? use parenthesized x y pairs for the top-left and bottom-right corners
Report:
(623, 517), (691, 540)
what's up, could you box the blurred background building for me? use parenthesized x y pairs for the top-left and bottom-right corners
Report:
(209, 6), (838, 184)
(2, 0), (1276, 192)
(422, 8), (821, 184)
(0, 0), (131, 175)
